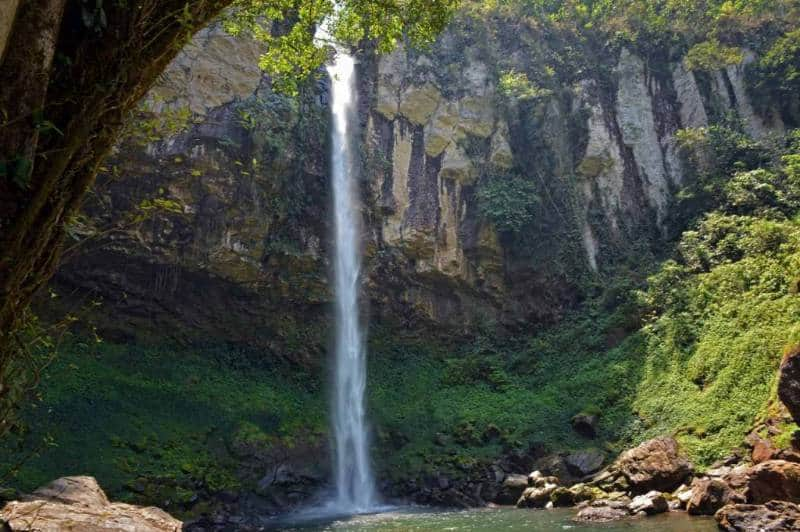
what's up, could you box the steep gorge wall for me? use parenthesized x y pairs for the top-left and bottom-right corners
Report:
(47, 15), (790, 354)
(361, 17), (788, 327)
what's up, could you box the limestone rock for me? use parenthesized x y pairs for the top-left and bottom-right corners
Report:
(489, 125), (514, 169)
(1, 476), (181, 532)
(375, 50), (407, 119)
(687, 478), (745, 516)
(672, 61), (708, 129)
(628, 490), (668, 515)
(149, 26), (264, 116)
(399, 83), (442, 125)
(615, 437), (692, 494)
(424, 102), (462, 156)
(440, 143), (475, 185)
(716, 501), (800, 531)
(779, 345), (800, 425)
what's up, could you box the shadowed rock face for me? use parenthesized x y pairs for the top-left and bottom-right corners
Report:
(779, 345), (800, 425)
(1, 476), (182, 532)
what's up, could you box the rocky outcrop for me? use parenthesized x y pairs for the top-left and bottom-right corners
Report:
(779, 345), (800, 425)
(1, 476), (181, 532)
(564, 449), (605, 477)
(686, 478), (745, 515)
(628, 490), (668, 515)
(716, 501), (800, 531)
(745, 460), (800, 504)
(613, 437), (693, 494)
(46, 24), (331, 362)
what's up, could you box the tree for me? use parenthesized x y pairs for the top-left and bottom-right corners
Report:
(0, 0), (455, 436)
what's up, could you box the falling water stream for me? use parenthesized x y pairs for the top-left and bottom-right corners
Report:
(326, 40), (377, 513)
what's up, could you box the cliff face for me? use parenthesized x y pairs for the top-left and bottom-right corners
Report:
(361, 19), (786, 327)
(49, 16), (789, 353)
(49, 26), (331, 364)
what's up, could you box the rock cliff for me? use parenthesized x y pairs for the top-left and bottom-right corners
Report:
(49, 13), (791, 353)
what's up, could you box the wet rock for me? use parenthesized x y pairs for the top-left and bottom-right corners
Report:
(745, 460), (800, 504)
(517, 475), (559, 509)
(549, 487), (575, 507)
(615, 437), (692, 494)
(565, 449), (605, 477)
(628, 490), (668, 515)
(569, 483), (605, 504)
(715, 501), (800, 531)
(672, 484), (693, 509)
(1, 476), (181, 531)
(493, 474), (528, 505)
(779, 344), (800, 424)
(571, 413), (599, 438)
(574, 500), (631, 523)
(527, 470), (559, 487)
(686, 478), (745, 516)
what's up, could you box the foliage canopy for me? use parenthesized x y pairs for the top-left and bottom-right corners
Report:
(224, 0), (459, 93)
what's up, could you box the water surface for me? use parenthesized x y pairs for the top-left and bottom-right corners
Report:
(268, 507), (717, 531)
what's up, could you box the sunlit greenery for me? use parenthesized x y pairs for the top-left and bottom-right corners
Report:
(223, 0), (458, 93)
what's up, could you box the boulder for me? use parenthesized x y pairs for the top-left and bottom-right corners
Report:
(628, 490), (668, 515)
(779, 345), (800, 424)
(686, 478), (745, 516)
(549, 487), (575, 507)
(750, 434), (780, 464)
(715, 501), (800, 531)
(517, 475), (559, 508)
(745, 460), (800, 504)
(615, 437), (692, 494)
(517, 485), (557, 508)
(672, 484), (694, 509)
(1, 476), (181, 531)
(574, 500), (631, 523)
(565, 449), (605, 477)
(569, 483), (605, 504)
(571, 413), (599, 438)
(527, 470), (559, 488)
(493, 474), (528, 505)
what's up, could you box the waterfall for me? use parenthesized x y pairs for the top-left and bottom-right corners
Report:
(327, 46), (377, 512)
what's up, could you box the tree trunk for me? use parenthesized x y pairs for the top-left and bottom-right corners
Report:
(0, 0), (234, 431)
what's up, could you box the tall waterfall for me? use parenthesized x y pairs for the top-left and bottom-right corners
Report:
(327, 48), (377, 512)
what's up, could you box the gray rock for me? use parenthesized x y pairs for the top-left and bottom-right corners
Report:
(628, 490), (668, 515)
(716, 501), (800, 531)
(565, 449), (605, 477)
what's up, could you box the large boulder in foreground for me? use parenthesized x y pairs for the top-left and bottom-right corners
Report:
(1, 476), (181, 531)
(715, 501), (800, 531)
(779, 345), (800, 425)
(745, 460), (800, 504)
(614, 437), (692, 494)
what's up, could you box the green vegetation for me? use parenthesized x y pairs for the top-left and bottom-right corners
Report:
(0, 341), (324, 515)
(224, 0), (458, 93)
(476, 170), (540, 236)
